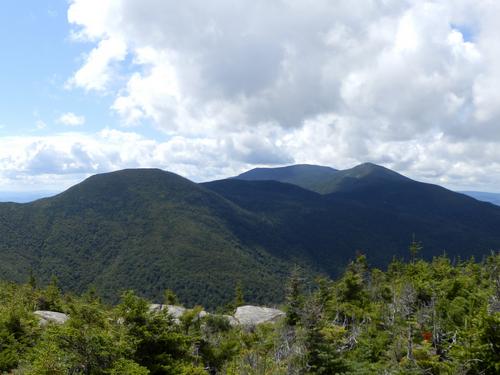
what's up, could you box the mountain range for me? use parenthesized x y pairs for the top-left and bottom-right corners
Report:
(1, 163), (500, 308)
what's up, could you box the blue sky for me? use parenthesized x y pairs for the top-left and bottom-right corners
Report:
(1, 0), (500, 197)
(0, 1), (111, 135)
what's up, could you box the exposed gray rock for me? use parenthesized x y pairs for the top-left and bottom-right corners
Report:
(149, 304), (186, 319)
(233, 305), (285, 326)
(34, 310), (69, 326)
(148, 304), (284, 327)
(167, 305), (188, 319)
(148, 303), (165, 313)
(488, 296), (500, 314)
(148, 304), (209, 322)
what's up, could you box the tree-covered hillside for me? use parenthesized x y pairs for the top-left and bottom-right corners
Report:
(2, 167), (500, 309)
(0, 169), (293, 308)
(0, 253), (498, 374)
(204, 172), (500, 266)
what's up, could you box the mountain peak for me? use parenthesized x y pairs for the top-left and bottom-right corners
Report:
(233, 162), (409, 194)
(236, 164), (337, 179)
(234, 164), (338, 192)
(343, 162), (408, 180)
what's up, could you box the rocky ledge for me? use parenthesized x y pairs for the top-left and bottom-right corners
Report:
(33, 304), (286, 327)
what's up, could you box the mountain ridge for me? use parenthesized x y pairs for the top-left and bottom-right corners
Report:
(1, 165), (500, 307)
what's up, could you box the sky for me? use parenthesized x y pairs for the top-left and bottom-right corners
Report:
(1, 0), (500, 195)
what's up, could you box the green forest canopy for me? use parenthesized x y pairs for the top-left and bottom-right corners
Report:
(0, 252), (499, 374)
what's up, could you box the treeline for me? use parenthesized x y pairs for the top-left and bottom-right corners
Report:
(0, 252), (499, 374)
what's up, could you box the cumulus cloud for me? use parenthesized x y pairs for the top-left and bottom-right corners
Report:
(66, 38), (127, 92)
(0, 129), (286, 190)
(57, 112), (86, 127)
(49, 0), (500, 190)
(2, 127), (500, 192)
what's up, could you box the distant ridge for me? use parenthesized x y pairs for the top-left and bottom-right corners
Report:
(460, 191), (500, 206)
(234, 162), (409, 194)
(0, 191), (58, 203)
(234, 164), (338, 192)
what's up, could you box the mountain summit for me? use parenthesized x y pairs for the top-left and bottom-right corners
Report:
(0, 169), (290, 308)
(234, 164), (338, 192)
(234, 162), (409, 194)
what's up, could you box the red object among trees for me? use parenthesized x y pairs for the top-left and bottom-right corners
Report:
(421, 331), (432, 342)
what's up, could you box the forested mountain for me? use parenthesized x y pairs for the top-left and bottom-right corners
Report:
(0, 169), (293, 308)
(1, 165), (500, 308)
(233, 162), (406, 194)
(209, 162), (500, 261)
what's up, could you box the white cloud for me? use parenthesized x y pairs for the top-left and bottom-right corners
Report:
(35, 120), (47, 130)
(1, 126), (500, 192)
(67, 38), (127, 91)
(33, 0), (500, 191)
(0, 129), (280, 190)
(57, 112), (86, 127)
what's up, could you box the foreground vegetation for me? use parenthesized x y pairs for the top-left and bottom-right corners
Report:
(1, 251), (499, 374)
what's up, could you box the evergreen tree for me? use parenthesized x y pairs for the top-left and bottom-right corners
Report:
(285, 265), (304, 327)
(164, 289), (180, 305)
(409, 234), (422, 263)
(233, 281), (245, 308)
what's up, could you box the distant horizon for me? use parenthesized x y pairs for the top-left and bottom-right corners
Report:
(2, 163), (500, 203)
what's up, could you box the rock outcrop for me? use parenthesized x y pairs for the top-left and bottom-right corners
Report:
(149, 304), (187, 320)
(34, 310), (69, 325)
(233, 305), (285, 326)
(149, 304), (208, 322)
(148, 304), (285, 327)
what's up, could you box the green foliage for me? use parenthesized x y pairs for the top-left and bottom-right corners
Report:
(0, 169), (289, 309)
(37, 275), (63, 311)
(0, 252), (499, 374)
(285, 266), (304, 326)
(164, 289), (180, 306)
(234, 281), (245, 308)
(109, 359), (150, 375)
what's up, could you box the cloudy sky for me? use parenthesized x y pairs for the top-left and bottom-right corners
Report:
(1, 0), (500, 195)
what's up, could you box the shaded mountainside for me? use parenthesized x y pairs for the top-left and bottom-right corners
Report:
(209, 162), (500, 264)
(0, 169), (294, 308)
(2, 165), (500, 308)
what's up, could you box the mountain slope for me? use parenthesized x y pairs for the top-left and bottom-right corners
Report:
(234, 164), (338, 192)
(207, 163), (500, 265)
(0, 169), (293, 308)
(203, 179), (408, 271)
(315, 162), (410, 193)
(322, 164), (500, 258)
